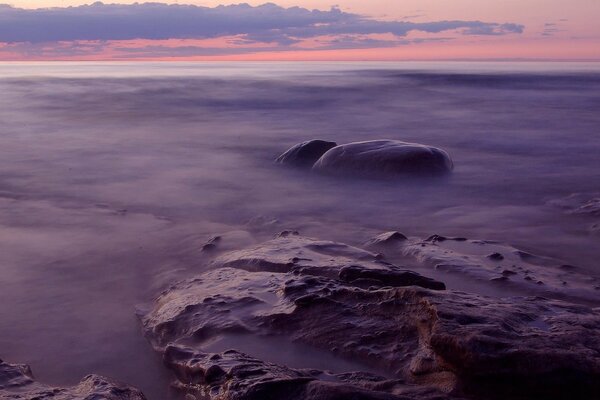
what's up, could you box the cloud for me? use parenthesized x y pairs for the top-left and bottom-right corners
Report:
(0, 2), (524, 59)
(0, 2), (523, 43)
(542, 21), (565, 37)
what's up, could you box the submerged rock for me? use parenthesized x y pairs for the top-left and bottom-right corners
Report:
(365, 231), (408, 248)
(141, 234), (600, 400)
(0, 359), (146, 399)
(312, 140), (453, 177)
(276, 139), (338, 168)
(200, 230), (256, 254)
(548, 193), (600, 216)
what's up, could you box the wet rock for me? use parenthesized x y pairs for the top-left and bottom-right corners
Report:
(385, 233), (600, 304)
(366, 231), (408, 248)
(487, 252), (504, 261)
(162, 345), (450, 400)
(425, 235), (466, 243)
(275, 230), (299, 238)
(276, 139), (338, 168)
(141, 235), (600, 400)
(211, 235), (444, 290)
(203, 364), (226, 384)
(0, 359), (146, 399)
(548, 193), (600, 237)
(312, 140), (453, 178)
(201, 236), (221, 252)
(200, 231), (256, 255)
(142, 265), (600, 400)
(548, 193), (600, 216)
(339, 265), (445, 290)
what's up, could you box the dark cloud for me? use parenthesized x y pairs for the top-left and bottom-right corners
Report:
(0, 2), (524, 45)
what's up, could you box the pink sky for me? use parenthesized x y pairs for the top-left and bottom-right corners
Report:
(1, 1), (599, 61)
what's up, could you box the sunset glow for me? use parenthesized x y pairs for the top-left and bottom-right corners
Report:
(1, 0), (598, 60)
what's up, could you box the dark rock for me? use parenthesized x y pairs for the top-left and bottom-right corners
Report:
(202, 243), (217, 252)
(142, 235), (600, 400)
(426, 234), (447, 242)
(487, 252), (504, 261)
(559, 264), (577, 271)
(0, 359), (146, 399)
(275, 230), (299, 238)
(204, 364), (227, 383)
(276, 139), (338, 168)
(143, 265), (600, 400)
(312, 140), (453, 177)
(162, 346), (449, 400)
(339, 265), (445, 290)
(200, 231), (256, 254)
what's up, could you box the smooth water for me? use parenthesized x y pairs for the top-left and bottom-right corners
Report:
(0, 62), (599, 399)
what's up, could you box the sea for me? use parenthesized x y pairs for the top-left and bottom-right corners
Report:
(0, 61), (599, 399)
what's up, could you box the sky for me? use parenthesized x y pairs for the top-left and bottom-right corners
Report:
(0, 1), (598, 61)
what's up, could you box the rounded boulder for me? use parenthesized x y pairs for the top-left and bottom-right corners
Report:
(312, 140), (453, 177)
(276, 139), (338, 168)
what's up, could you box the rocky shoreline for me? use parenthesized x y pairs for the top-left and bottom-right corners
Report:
(2, 231), (599, 400)
(2, 141), (598, 400)
(137, 232), (600, 400)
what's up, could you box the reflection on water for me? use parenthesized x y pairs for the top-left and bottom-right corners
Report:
(0, 62), (599, 399)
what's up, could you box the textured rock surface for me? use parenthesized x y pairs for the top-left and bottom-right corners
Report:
(366, 231), (408, 247)
(276, 139), (338, 168)
(141, 234), (600, 400)
(371, 233), (600, 304)
(0, 359), (146, 400)
(312, 140), (453, 177)
(162, 345), (453, 400)
(212, 233), (445, 289)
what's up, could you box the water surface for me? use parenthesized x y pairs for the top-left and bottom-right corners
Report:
(0, 61), (599, 399)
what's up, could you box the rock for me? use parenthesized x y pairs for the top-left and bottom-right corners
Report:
(548, 193), (600, 216)
(312, 140), (453, 177)
(201, 236), (221, 252)
(366, 231), (408, 248)
(162, 345), (450, 400)
(0, 359), (146, 399)
(200, 231), (256, 254)
(142, 267), (456, 398)
(276, 140), (338, 168)
(211, 234), (444, 290)
(141, 235), (600, 400)
(487, 252), (504, 261)
(203, 364), (226, 384)
(380, 233), (600, 304)
(339, 265), (445, 290)
(425, 235), (466, 243)
(547, 193), (600, 237)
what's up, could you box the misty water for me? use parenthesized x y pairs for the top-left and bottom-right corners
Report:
(0, 62), (599, 399)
